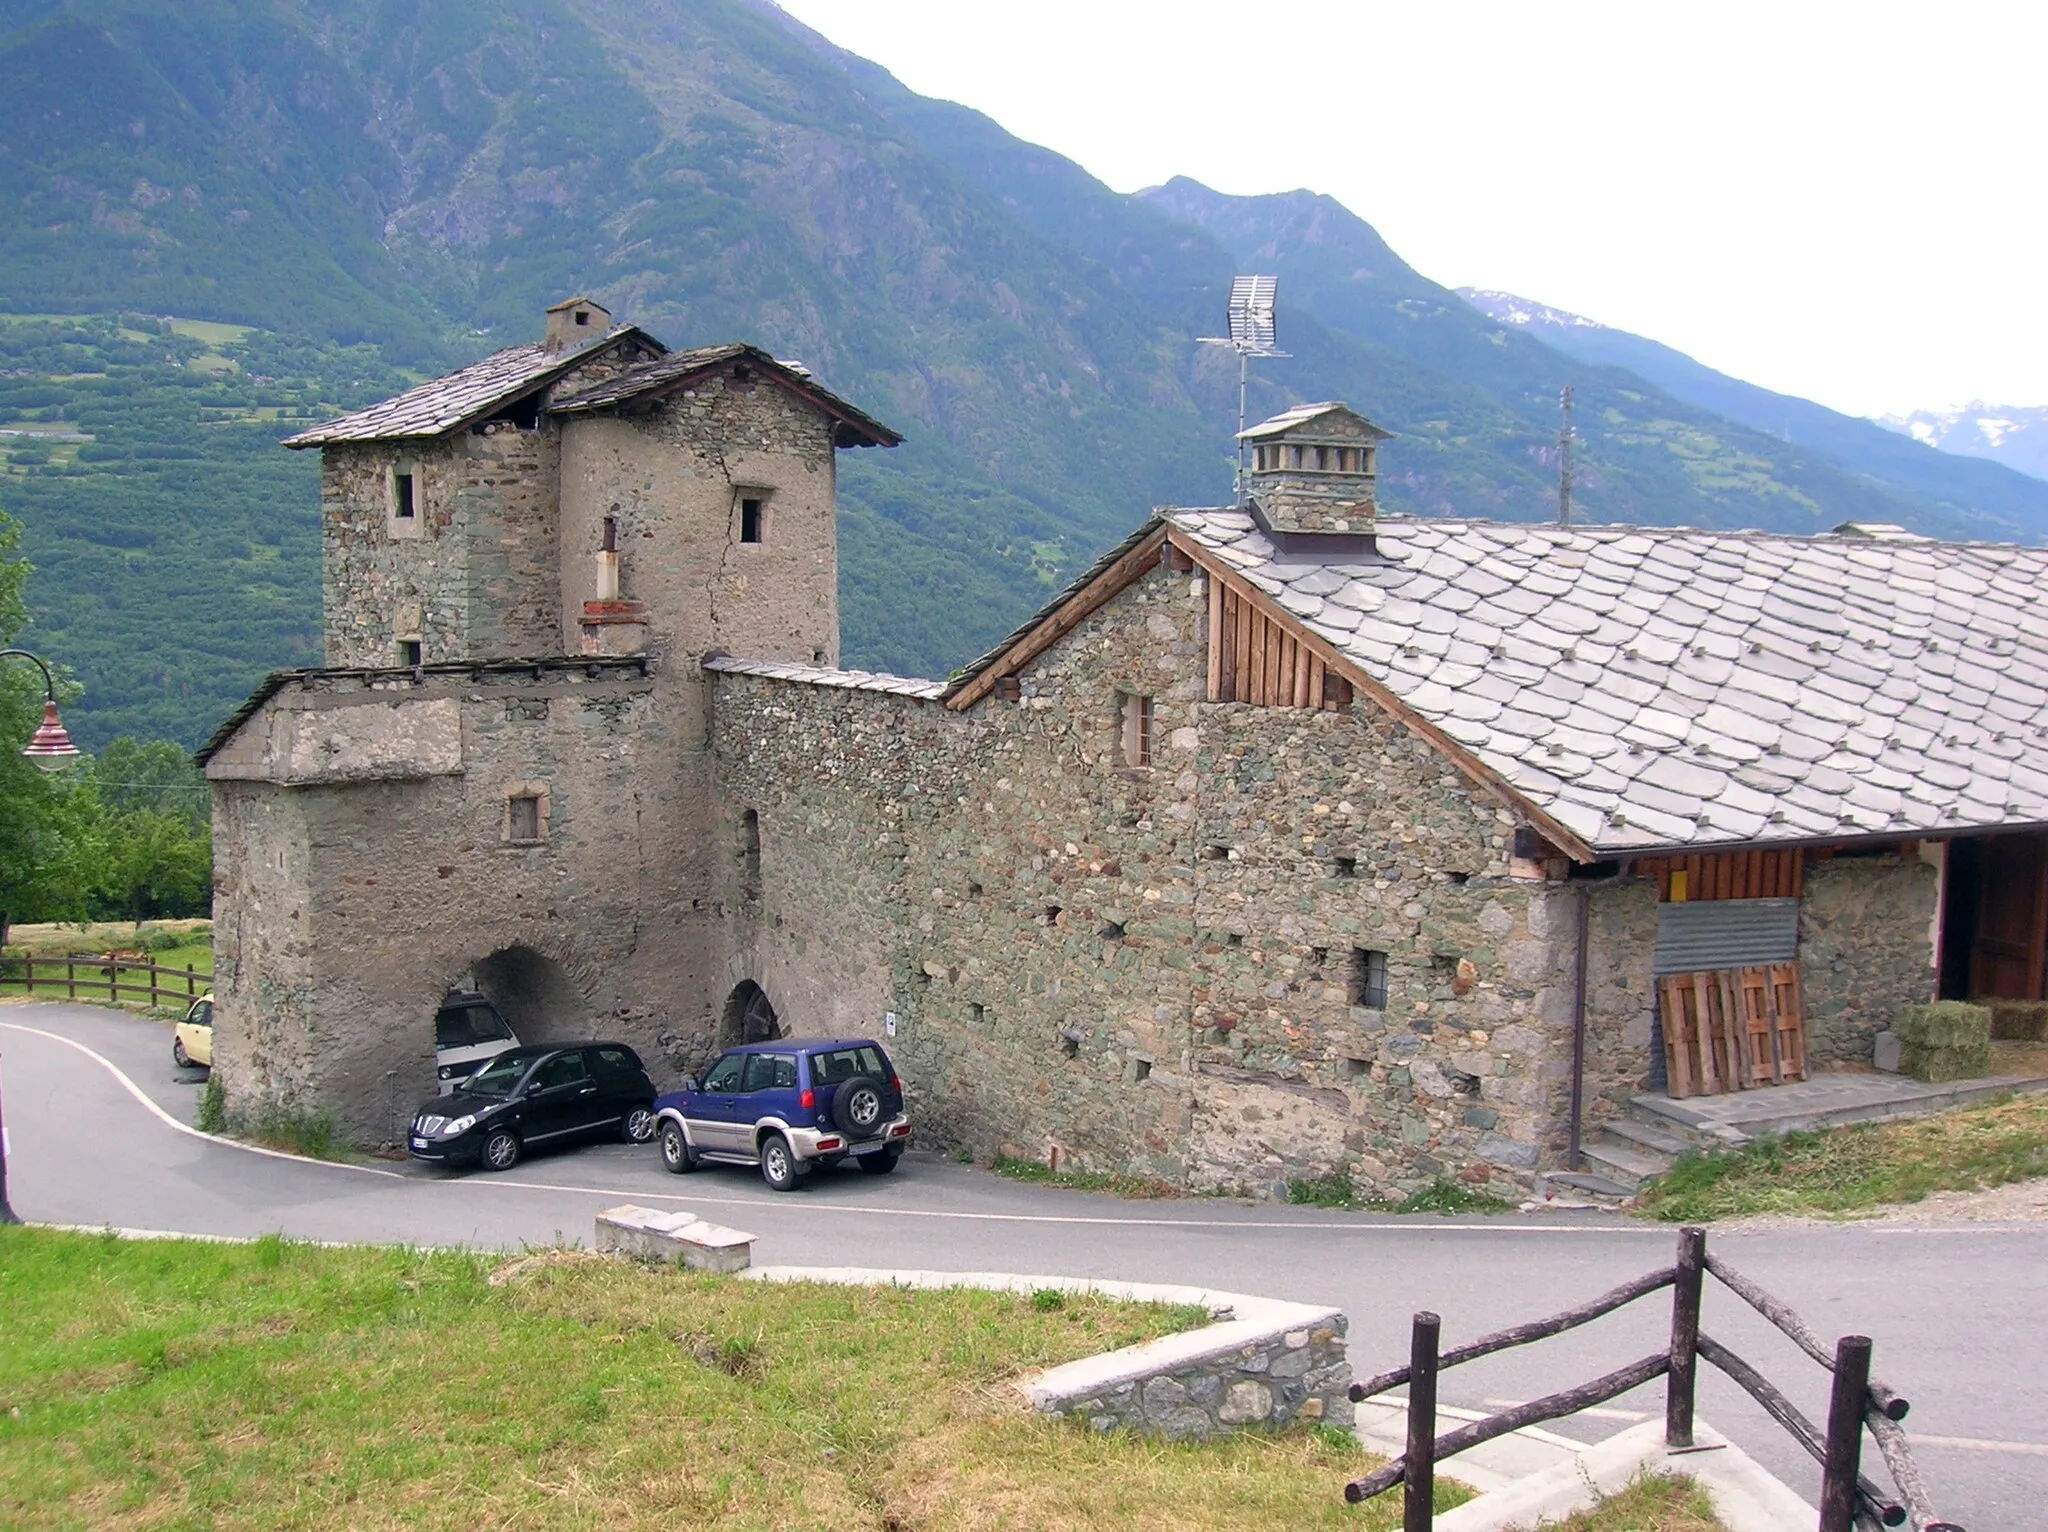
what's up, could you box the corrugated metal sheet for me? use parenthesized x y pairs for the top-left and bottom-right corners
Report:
(1653, 898), (1800, 975)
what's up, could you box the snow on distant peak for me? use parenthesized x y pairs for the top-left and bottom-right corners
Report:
(1876, 402), (2048, 484)
(1456, 288), (1606, 331)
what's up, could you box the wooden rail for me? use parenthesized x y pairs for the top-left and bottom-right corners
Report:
(1341, 1226), (1961, 1532)
(1, 955), (207, 1010)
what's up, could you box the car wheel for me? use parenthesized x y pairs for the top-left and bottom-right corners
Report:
(857, 1145), (903, 1175)
(759, 1132), (806, 1192)
(832, 1076), (887, 1138)
(173, 1037), (190, 1068)
(480, 1128), (522, 1172)
(622, 1105), (656, 1144)
(659, 1120), (697, 1174)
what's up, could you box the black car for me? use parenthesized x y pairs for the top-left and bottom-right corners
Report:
(407, 1042), (657, 1171)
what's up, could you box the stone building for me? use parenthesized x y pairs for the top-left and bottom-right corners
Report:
(202, 299), (2048, 1199)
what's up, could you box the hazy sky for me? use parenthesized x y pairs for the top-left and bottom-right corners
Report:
(775, 0), (2044, 420)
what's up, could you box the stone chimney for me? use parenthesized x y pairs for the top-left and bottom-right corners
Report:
(1239, 402), (1391, 536)
(544, 295), (612, 352)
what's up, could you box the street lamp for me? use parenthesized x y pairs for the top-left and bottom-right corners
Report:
(0, 647), (80, 1224)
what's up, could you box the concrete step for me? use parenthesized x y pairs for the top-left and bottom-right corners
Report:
(1598, 1118), (1691, 1160)
(1579, 1139), (1671, 1191)
(1532, 1170), (1636, 1206)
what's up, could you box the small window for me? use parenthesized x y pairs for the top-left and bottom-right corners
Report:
(398, 639), (423, 667)
(574, 308), (591, 327)
(1333, 855), (1358, 879)
(393, 470), (416, 520)
(1349, 948), (1389, 1010)
(507, 794), (543, 842)
(740, 808), (761, 894)
(1322, 673), (1354, 710)
(1119, 691), (1153, 768)
(739, 497), (764, 544)
(994, 676), (1023, 703)
(968, 1002), (986, 1025)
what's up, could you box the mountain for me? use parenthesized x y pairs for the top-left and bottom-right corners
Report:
(1456, 287), (2048, 532)
(3, 0), (2047, 752)
(1878, 404), (2048, 484)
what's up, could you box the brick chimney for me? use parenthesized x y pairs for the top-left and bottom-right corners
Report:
(544, 296), (612, 352)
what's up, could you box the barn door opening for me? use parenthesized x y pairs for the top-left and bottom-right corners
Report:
(1939, 832), (2048, 1001)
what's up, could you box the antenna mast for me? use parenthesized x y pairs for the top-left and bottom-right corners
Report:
(1557, 384), (1575, 527)
(1199, 275), (1289, 504)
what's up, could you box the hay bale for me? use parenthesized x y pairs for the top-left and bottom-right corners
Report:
(1894, 1001), (1992, 1083)
(1988, 1000), (2048, 1042)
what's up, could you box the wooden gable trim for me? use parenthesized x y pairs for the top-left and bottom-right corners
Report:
(1167, 528), (1599, 863)
(946, 524), (1171, 711)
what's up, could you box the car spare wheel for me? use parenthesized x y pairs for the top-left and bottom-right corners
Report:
(759, 1132), (806, 1192)
(622, 1105), (656, 1144)
(832, 1076), (887, 1138)
(480, 1128), (521, 1172)
(659, 1120), (697, 1174)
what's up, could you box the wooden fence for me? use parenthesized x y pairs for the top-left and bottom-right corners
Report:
(1343, 1226), (1960, 1532)
(1, 955), (207, 1010)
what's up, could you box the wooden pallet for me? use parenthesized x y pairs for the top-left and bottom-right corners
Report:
(1659, 963), (1806, 1098)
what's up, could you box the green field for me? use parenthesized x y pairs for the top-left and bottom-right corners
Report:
(0, 918), (211, 1006)
(0, 1229), (1439, 1532)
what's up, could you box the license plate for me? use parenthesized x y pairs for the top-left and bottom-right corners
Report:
(410, 1137), (429, 1150)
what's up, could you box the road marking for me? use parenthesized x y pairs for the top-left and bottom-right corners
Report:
(0, 1022), (404, 1179)
(1911, 1434), (2048, 1456)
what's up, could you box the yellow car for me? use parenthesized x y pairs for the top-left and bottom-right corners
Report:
(173, 993), (213, 1069)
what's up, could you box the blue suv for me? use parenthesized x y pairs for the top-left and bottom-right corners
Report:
(653, 1037), (910, 1191)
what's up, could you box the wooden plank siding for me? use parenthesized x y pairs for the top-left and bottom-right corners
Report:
(1636, 850), (1806, 903)
(1210, 584), (1350, 711)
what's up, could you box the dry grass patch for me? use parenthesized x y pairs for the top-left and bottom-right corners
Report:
(1637, 1091), (2048, 1221)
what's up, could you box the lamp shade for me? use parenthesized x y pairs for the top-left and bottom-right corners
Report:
(23, 700), (79, 772)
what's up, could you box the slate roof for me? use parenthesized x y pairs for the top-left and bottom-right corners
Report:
(282, 330), (655, 447)
(1238, 401), (1390, 441)
(550, 343), (902, 447)
(702, 654), (945, 700)
(1165, 509), (2048, 854)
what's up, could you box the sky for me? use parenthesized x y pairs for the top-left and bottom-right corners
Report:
(774, 0), (2046, 420)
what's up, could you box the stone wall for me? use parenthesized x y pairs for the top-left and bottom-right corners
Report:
(205, 660), (725, 1142)
(558, 369), (841, 666)
(1032, 1310), (1352, 1439)
(710, 555), (1587, 1199)
(1800, 852), (1939, 1066)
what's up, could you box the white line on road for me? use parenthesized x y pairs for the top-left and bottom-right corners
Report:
(0, 1023), (404, 1178)
(1484, 1397), (1648, 1423)
(1912, 1434), (2048, 1456)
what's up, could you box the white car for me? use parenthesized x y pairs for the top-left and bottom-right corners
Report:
(434, 990), (520, 1094)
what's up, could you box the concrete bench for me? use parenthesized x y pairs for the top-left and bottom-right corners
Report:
(595, 1204), (755, 1273)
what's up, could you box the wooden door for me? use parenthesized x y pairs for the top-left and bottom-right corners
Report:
(1969, 832), (2048, 1000)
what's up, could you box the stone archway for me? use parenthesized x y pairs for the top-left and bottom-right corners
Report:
(468, 944), (590, 1045)
(718, 980), (782, 1047)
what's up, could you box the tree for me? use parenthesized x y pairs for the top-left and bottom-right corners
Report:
(0, 509), (95, 940)
(83, 737), (213, 925)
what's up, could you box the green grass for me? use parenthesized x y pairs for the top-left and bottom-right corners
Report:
(989, 1154), (1183, 1199)
(1287, 1173), (1515, 1216)
(1635, 1093), (2048, 1222)
(1511, 1468), (1726, 1531)
(0, 919), (211, 1007)
(0, 1227), (1424, 1532)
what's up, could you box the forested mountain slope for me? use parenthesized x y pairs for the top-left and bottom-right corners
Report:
(1, 0), (2040, 750)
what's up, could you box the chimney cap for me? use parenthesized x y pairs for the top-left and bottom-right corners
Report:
(1238, 400), (1390, 442)
(544, 296), (613, 351)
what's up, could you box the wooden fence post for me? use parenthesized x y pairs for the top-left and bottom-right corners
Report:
(1405, 1311), (1441, 1532)
(1819, 1335), (1872, 1532)
(1667, 1226), (1705, 1448)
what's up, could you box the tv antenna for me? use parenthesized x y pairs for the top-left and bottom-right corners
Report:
(1199, 275), (1289, 503)
(1557, 384), (1575, 527)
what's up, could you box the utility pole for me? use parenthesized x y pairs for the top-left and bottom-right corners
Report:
(1557, 385), (1575, 528)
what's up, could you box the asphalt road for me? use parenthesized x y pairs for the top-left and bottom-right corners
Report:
(3, 1000), (2042, 1529)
